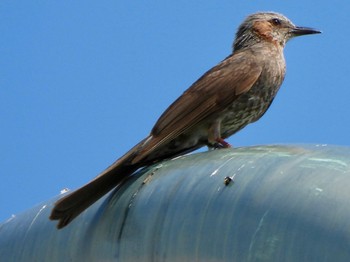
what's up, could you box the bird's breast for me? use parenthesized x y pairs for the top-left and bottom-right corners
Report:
(220, 54), (286, 137)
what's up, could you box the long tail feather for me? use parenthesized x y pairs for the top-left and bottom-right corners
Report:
(49, 164), (138, 229)
(49, 137), (152, 229)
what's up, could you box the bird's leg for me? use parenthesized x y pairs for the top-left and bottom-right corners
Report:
(207, 138), (232, 149)
(207, 120), (232, 149)
(215, 138), (232, 148)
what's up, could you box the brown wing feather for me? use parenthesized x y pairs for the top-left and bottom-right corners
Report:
(132, 51), (262, 163)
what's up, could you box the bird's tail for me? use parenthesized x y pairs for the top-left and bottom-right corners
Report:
(49, 138), (150, 229)
(49, 165), (138, 229)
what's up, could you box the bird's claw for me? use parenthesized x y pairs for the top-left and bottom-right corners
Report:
(215, 138), (232, 148)
(208, 138), (232, 149)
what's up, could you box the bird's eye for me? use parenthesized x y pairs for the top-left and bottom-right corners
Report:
(271, 18), (281, 26)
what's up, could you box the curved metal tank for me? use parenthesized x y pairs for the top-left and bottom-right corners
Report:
(1, 145), (350, 261)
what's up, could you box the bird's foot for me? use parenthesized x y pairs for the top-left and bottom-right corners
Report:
(208, 138), (232, 149)
(215, 138), (232, 148)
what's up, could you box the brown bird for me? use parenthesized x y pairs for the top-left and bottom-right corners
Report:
(50, 12), (320, 229)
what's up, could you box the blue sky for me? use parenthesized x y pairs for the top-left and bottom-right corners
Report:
(0, 1), (348, 222)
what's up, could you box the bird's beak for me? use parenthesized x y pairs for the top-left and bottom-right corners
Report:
(291, 26), (321, 36)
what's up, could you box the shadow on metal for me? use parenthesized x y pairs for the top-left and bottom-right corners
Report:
(1, 145), (350, 261)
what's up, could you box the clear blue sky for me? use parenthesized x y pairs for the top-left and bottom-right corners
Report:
(1, 1), (348, 222)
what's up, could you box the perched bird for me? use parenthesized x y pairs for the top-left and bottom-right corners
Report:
(50, 12), (320, 229)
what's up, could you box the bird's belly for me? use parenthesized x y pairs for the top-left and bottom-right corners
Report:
(220, 91), (275, 137)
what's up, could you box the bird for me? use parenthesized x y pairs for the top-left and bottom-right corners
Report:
(50, 12), (320, 229)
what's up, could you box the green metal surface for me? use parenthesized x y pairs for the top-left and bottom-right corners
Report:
(1, 145), (350, 261)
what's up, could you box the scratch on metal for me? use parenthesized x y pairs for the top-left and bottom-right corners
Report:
(248, 209), (270, 258)
(308, 157), (348, 167)
(26, 205), (47, 233)
(210, 156), (236, 176)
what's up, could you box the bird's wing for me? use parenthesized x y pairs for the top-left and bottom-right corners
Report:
(132, 51), (262, 163)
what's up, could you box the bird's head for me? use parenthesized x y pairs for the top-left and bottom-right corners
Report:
(233, 12), (321, 51)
